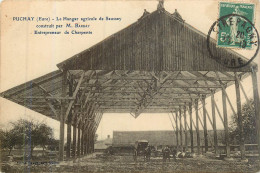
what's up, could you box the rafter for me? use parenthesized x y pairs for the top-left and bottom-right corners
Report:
(65, 71), (85, 121)
(87, 74), (235, 81)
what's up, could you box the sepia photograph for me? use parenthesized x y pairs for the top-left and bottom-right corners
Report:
(0, 0), (260, 172)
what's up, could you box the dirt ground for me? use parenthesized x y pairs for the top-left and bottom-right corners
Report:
(1, 153), (260, 173)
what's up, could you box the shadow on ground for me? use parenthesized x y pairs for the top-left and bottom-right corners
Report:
(1, 152), (260, 172)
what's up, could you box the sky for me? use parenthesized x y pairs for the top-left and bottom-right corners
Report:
(0, 0), (259, 140)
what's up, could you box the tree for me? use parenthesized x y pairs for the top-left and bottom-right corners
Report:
(0, 128), (23, 155)
(0, 118), (55, 157)
(229, 99), (257, 144)
(36, 123), (53, 155)
(9, 118), (54, 157)
(47, 138), (59, 151)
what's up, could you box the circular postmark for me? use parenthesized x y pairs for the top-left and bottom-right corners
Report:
(207, 13), (259, 68)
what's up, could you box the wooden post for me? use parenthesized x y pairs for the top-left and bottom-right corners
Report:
(72, 106), (79, 158)
(91, 131), (95, 153)
(189, 102), (194, 153)
(84, 132), (87, 155)
(66, 111), (72, 158)
(77, 121), (81, 156)
(202, 96), (208, 153)
(184, 105), (188, 149)
(91, 125), (95, 153)
(251, 68), (260, 160)
(87, 130), (90, 154)
(171, 113), (176, 146)
(89, 128), (93, 153)
(85, 128), (88, 154)
(211, 91), (219, 155)
(59, 71), (67, 161)
(66, 77), (74, 158)
(93, 132), (95, 153)
(235, 73), (245, 159)
(72, 124), (77, 158)
(176, 111), (179, 148)
(195, 99), (201, 154)
(179, 106), (183, 149)
(86, 124), (90, 154)
(81, 126), (84, 155)
(222, 86), (230, 157)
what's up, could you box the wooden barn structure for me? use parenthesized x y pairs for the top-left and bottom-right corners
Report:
(1, 4), (259, 161)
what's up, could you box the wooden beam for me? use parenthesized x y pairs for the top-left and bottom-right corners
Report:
(96, 100), (189, 105)
(195, 99), (201, 155)
(236, 75), (254, 110)
(95, 95), (201, 100)
(81, 124), (84, 155)
(102, 108), (177, 113)
(251, 68), (260, 160)
(77, 102), (94, 125)
(80, 84), (222, 89)
(219, 72), (235, 79)
(46, 101), (59, 120)
(59, 71), (67, 161)
(184, 106), (188, 148)
(72, 123), (77, 158)
(199, 96), (214, 129)
(65, 71), (85, 121)
(198, 111), (205, 129)
(213, 98), (225, 126)
(72, 103), (80, 158)
(93, 113), (103, 132)
(198, 110), (215, 150)
(159, 71), (180, 84)
(215, 72), (237, 117)
(235, 73), (245, 160)
(99, 104), (188, 107)
(66, 78), (74, 159)
(222, 86), (230, 158)
(21, 96), (75, 100)
(85, 126), (90, 154)
(82, 91), (93, 110)
(66, 109), (72, 158)
(77, 121), (81, 156)
(211, 91), (219, 155)
(179, 106), (183, 148)
(132, 73), (185, 118)
(35, 83), (61, 104)
(189, 102), (194, 153)
(188, 71), (234, 82)
(202, 96), (208, 153)
(89, 75), (235, 81)
(175, 111), (179, 147)
(168, 114), (176, 131)
(79, 71), (95, 108)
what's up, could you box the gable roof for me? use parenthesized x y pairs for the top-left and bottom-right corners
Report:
(0, 8), (257, 120)
(57, 9), (256, 72)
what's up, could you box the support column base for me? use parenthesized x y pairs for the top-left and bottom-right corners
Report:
(57, 161), (67, 167)
(190, 153), (197, 158)
(223, 157), (234, 161)
(195, 154), (204, 158)
(240, 158), (249, 163)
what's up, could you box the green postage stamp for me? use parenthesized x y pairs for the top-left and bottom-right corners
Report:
(217, 2), (255, 48)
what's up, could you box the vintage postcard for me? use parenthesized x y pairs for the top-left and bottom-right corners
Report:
(0, 0), (260, 172)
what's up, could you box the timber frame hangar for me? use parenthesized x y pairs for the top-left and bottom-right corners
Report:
(1, 5), (259, 161)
